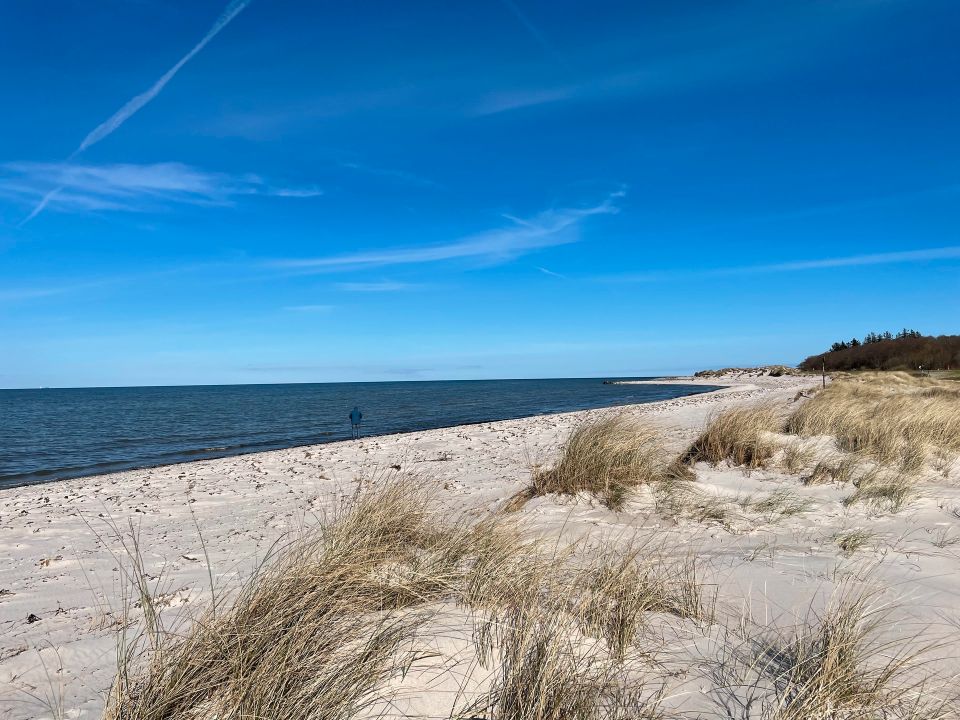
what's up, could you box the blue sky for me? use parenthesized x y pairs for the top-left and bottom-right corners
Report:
(1, 0), (958, 387)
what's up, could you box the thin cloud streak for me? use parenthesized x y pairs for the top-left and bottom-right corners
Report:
(21, 0), (253, 225)
(340, 162), (439, 188)
(751, 246), (960, 272)
(536, 266), (567, 279)
(498, 0), (570, 72)
(473, 1), (903, 117)
(335, 281), (420, 292)
(604, 246), (960, 283)
(282, 304), (335, 313)
(271, 191), (623, 272)
(3, 161), (320, 216)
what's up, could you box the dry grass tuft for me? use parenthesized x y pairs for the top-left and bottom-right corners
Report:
(654, 483), (737, 527)
(104, 479), (534, 719)
(780, 440), (815, 474)
(835, 529), (874, 555)
(105, 478), (718, 720)
(804, 454), (862, 485)
(529, 415), (666, 509)
(844, 472), (916, 513)
(787, 374), (960, 475)
(749, 489), (812, 521)
(573, 542), (713, 658)
(462, 598), (666, 720)
(755, 590), (942, 720)
(682, 404), (783, 469)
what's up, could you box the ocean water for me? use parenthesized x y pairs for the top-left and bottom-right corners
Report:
(0, 378), (721, 489)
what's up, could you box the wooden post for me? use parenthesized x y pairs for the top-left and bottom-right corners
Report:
(822, 360), (826, 388)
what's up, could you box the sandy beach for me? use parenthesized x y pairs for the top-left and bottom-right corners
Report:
(3, 372), (959, 718)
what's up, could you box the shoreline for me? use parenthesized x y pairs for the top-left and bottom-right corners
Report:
(17, 371), (941, 719)
(1, 379), (729, 492)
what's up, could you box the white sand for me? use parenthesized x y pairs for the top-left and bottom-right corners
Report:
(2, 373), (959, 718)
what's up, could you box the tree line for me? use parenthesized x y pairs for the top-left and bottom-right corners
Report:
(828, 328), (923, 353)
(800, 332), (960, 372)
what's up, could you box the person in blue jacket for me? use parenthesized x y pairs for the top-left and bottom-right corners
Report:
(349, 406), (363, 439)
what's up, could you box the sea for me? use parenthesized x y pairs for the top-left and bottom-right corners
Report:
(0, 377), (721, 489)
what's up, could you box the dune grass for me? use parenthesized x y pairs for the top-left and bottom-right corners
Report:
(749, 488), (812, 521)
(844, 472), (917, 513)
(573, 541), (713, 658)
(104, 478), (716, 720)
(787, 373), (960, 475)
(104, 480), (528, 719)
(682, 403), (783, 469)
(755, 591), (943, 720)
(462, 597), (665, 720)
(780, 440), (815, 474)
(527, 415), (667, 509)
(835, 529), (874, 555)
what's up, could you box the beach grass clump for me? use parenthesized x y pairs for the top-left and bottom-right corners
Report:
(574, 542), (713, 658)
(835, 529), (874, 555)
(843, 472), (916, 513)
(755, 591), (938, 720)
(653, 483), (738, 527)
(750, 488), (812, 521)
(804, 454), (862, 485)
(780, 440), (815, 474)
(104, 478), (534, 720)
(787, 374), (960, 475)
(460, 605), (664, 720)
(104, 478), (719, 720)
(529, 415), (667, 509)
(682, 403), (783, 469)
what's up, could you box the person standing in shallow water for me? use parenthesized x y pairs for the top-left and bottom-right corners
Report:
(349, 406), (363, 439)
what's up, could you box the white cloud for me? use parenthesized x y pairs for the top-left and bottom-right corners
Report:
(272, 191), (623, 272)
(1, 161), (320, 216)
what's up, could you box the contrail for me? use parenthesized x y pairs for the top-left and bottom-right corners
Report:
(73, 0), (252, 156)
(21, 0), (253, 225)
(498, 0), (570, 73)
